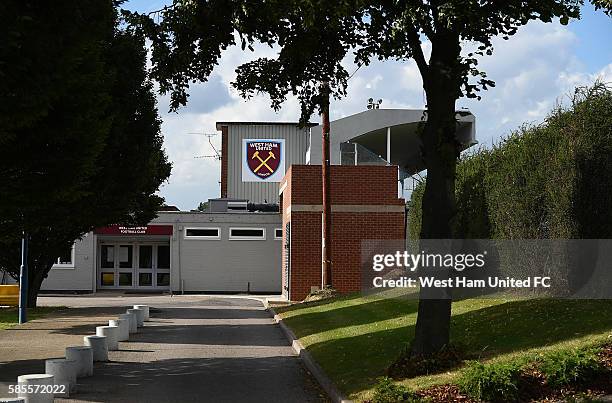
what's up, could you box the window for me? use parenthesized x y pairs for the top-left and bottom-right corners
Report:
(52, 244), (75, 269)
(229, 227), (266, 240)
(139, 272), (153, 287)
(184, 227), (220, 239)
(274, 228), (283, 240)
(157, 273), (170, 286)
(118, 245), (133, 268)
(157, 245), (170, 269)
(139, 245), (153, 269)
(119, 272), (133, 286)
(101, 272), (114, 286)
(227, 201), (247, 211)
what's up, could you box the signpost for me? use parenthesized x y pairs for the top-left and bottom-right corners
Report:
(19, 232), (28, 324)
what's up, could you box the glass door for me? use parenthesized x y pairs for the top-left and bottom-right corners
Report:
(100, 244), (115, 288)
(156, 245), (170, 289)
(98, 243), (135, 288)
(117, 244), (134, 287)
(137, 245), (154, 288)
(135, 244), (170, 289)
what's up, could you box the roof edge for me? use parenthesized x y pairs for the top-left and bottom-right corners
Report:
(215, 121), (317, 130)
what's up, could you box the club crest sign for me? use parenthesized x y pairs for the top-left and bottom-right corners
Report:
(242, 139), (285, 182)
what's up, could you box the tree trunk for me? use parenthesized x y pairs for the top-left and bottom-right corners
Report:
(411, 30), (461, 356)
(27, 265), (47, 308)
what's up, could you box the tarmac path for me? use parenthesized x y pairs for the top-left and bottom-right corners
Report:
(0, 294), (326, 402)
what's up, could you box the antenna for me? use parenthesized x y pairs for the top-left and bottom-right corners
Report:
(366, 98), (383, 110)
(186, 131), (222, 160)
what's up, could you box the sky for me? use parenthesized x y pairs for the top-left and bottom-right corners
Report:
(124, 1), (612, 210)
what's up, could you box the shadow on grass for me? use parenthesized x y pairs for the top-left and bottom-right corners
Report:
(303, 298), (612, 395)
(279, 293), (420, 338)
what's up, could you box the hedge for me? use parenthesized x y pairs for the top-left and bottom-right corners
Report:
(408, 83), (612, 240)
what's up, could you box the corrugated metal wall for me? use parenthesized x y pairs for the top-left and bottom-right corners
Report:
(225, 124), (308, 204)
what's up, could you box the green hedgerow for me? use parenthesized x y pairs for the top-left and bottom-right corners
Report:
(408, 82), (612, 242)
(458, 361), (522, 402)
(372, 377), (422, 403)
(539, 348), (605, 388)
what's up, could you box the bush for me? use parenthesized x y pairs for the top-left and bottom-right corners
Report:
(371, 377), (422, 403)
(388, 344), (465, 378)
(458, 361), (522, 402)
(539, 349), (605, 388)
(407, 82), (612, 240)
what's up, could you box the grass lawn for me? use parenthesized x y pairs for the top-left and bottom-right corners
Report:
(275, 292), (612, 401)
(0, 306), (63, 330)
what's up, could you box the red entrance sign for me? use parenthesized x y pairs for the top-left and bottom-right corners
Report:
(94, 225), (173, 236)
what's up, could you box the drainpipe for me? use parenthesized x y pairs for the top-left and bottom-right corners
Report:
(175, 220), (182, 295)
(321, 82), (332, 289)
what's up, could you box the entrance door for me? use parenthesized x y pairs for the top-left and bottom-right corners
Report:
(99, 244), (134, 288)
(136, 244), (170, 289)
(98, 242), (170, 290)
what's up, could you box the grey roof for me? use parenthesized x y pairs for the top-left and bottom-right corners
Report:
(215, 121), (316, 130)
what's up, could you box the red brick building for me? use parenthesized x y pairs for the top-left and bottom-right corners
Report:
(279, 165), (406, 301)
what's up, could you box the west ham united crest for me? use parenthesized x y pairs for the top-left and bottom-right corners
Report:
(242, 139), (285, 182)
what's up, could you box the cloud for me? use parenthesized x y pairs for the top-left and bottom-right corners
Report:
(153, 18), (608, 209)
(158, 75), (233, 115)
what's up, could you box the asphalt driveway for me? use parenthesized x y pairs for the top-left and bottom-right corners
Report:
(0, 295), (326, 402)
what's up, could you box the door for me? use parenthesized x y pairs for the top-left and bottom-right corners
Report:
(155, 244), (170, 289)
(99, 243), (170, 290)
(136, 244), (170, 289)
(99, 244), (134, 288)
(137, 245), (154, 288)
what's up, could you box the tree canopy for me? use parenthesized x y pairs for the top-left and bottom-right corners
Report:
(129, 0), (609, 354)
(0, 0), (172, 305)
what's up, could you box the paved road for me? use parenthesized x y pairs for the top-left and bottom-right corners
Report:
(0, 295), (326, 402)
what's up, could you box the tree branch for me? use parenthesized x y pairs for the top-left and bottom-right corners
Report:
(406, 24), (429, 81)
(146, 3), (176, 16)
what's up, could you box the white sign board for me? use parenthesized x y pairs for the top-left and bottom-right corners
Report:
(242, 139), (286, 182)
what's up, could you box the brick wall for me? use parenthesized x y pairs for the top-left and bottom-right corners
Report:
(281, 165), (405, 300)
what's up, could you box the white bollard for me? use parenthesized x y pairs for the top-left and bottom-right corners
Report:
(122, 311), (138, 334)
(65, 346), (93, 378)
(128, 308), (144, 327)
(133, 305), (150, 321)
(110, 318), (129, 342)
(45, 359), (76, 396)
(17, 374), (54, 403)
(84, 335), (108, 362)
(0, 397), (25, 402)
(96, 326), (118, 351)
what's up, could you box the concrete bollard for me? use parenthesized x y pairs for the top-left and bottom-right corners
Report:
(84, 335), (108, 362)
(96, 326), (118, 351)
(110, 319), (129, 342)
(133, 305), (150, 321)
(65, 346), (93, 378)
(128, 308), (144, 327)
(17, 374), (54, 403)
(45, 359), (76, 396)
(122, 312), (138, 334)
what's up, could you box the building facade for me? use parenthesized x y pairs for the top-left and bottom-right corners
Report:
(35, 108), (475, 300)
(280, 165), (406, 300)
(218, 122), (312, 204)
(42, 210), (282, 293)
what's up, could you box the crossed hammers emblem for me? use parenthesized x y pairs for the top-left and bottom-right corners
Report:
(251, 150), (276, 173)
